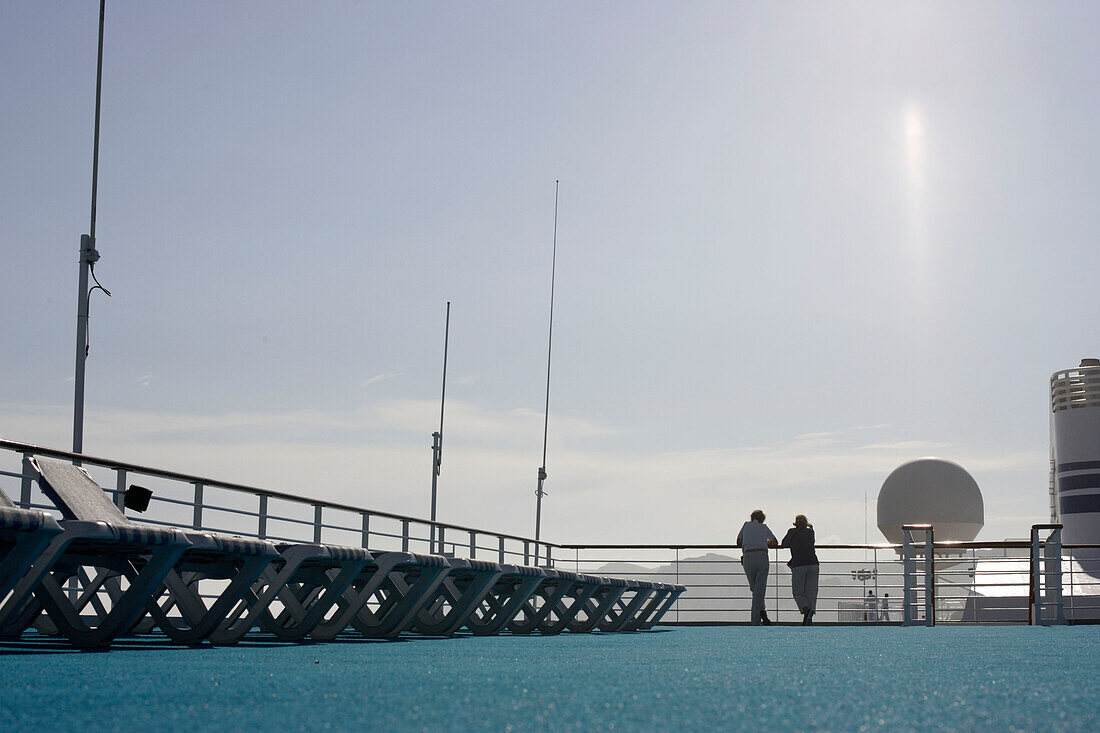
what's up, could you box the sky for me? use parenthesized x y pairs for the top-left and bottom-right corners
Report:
(2, 1), (1099, 546)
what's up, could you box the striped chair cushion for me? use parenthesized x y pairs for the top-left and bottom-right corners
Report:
(211, 534), (276, 556)
(407, 552), (450, 568)
(465, 559), (501, 573)
(0, 506), (47, 532)
(325, 545), (372, 562)
(113, 523), (181, 547)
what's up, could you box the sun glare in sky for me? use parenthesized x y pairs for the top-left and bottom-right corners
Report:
(902, 101), (928, 274)
(903, 102), (926, 191)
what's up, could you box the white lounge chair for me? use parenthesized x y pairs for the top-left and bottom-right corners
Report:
(0, 484), (192, 647)
(32, 457), (279, 644)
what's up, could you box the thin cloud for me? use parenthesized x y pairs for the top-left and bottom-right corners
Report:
(359, 373), (396, 388)
(857, 440), (949, 451)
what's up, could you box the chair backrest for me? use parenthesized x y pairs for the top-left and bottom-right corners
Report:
(32, 457), (134, 526)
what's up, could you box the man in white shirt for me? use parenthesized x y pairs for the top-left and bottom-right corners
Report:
(736, 509), (778, 626)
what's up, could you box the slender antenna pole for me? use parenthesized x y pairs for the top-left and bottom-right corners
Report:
(73, 0), (107, 455)
(864, 489), (868, 561)
(430, 301), (451, 554)
(535, 181), (559, 564)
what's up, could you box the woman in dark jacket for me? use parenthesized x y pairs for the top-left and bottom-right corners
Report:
(780, 514), (820, 625)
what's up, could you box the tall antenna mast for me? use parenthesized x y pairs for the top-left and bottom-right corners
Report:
(430, 301), (451, 554)
(534, 180), (559, 565)
(73, 0), (111, 455)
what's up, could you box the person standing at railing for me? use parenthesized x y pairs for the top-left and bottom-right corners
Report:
(780, 514), (820, 625)
(737, 509), (778, 626)
(879, 593), (890, 622)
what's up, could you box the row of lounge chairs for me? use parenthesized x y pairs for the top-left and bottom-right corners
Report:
(0, 457), (684, 647)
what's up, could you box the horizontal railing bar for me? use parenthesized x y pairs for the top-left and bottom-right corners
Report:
(192, 503), (265, 521)
(264, 514), (321, 529)
(142, 494), (202, 510)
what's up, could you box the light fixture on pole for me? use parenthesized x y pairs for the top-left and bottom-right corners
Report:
(851, 567), (877, 621)
(74, 0), (112, 455)
(429, 301), (450, 555)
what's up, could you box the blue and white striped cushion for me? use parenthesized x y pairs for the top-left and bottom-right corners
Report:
(211, 534), (276, 556)
(113, 524), (179, 546)
(0, 506), (46, 532)
(325, 545), (372, 562)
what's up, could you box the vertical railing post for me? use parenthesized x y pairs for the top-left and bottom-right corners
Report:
(361, 512), (370, 549)
(1046, 526), (1065, 625)
(1031, 523), (1067, 625)
(469, 531), (476, 559)
(438, 526), (446, 555)
(906, 528), (915, 625)
(401, 520), (410, 552)
(257, 495), (268, 539)
(901, 525), (932, 626)
(1068, 546), (1077, 620)
(924, 527), (935, 626)
(1030, 525), (1041, 625)
(772, 547), (779, 623)
(20, 453), (33, 506)
(545, 544), (552, 568)
(498, 536), (505, 564)
(114, 468), (127, 510)
(675, 548), (680, 624)
(524, 541), (530, 566)
(192, 482), (204, 530)
(313, 504), (323, 543)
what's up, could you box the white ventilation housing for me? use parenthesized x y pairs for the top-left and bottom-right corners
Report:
(1050, 360), (1100, 560)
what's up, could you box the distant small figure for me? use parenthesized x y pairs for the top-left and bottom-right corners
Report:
(781, 514), (820, 625)
(736, 509), (777, 626)
(866, 590), (877, 622)
(880, 593), (891, 622)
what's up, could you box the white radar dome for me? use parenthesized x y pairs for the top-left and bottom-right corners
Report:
(877, 457), (984, 544)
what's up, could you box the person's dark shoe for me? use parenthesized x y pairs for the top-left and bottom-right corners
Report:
(760, 611), (772, 626)
(802, 610), (814, 626)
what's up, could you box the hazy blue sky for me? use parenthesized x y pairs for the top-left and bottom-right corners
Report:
(3, 1), (1098, 544)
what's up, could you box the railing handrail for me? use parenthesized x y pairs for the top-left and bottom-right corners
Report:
(0, 438), (558, 548)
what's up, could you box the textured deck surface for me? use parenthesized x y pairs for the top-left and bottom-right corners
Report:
(2, 626), (1097, 731)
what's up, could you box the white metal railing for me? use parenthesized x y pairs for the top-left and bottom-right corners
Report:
(3, 439), (1093, 626)
(561, 528), (1086, 626)
(0, 440), (558, 569)
(558, 544), (906, 624)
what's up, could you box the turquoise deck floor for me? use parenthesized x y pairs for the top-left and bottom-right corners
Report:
(2, 626), (1097, 731)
